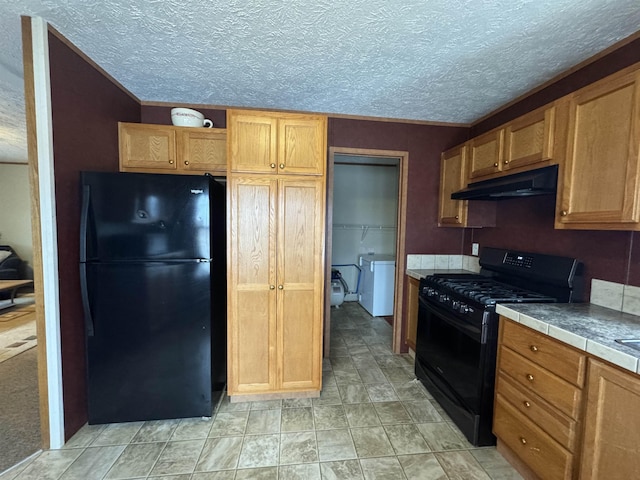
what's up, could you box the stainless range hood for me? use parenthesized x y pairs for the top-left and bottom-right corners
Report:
(451, 164), (558, 200)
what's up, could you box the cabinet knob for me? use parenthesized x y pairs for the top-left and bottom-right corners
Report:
(526, 374), (534, 382)
(524, 401), (531, 408)
(278, 285), (284, 290)
(184, 161), (189, 166)
(269, 285), (275, 290)
(493, 162), (498, 167)
(279, 163), (285, 169)
(504, 160), (510, 165)
(520, 436), (527, 445)
(169, 160), (174, 164)
(530, 345), (538, 352)
(560, 210), (568, 216)
(455, 215), (459, 220)
(270, 163), (276, 169)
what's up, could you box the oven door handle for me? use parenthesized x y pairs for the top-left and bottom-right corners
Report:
(419, 296), (482, 341)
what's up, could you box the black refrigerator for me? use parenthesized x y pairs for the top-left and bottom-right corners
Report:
(79, 171), (226, 424)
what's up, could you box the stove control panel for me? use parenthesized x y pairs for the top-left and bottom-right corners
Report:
(504, 252), (534, 268)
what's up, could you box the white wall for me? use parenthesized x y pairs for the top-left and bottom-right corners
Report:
(332, 162), (398, 294)
(0, 163), (33, 266)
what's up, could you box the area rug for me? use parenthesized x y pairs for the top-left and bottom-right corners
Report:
(0, 307), (37, 364)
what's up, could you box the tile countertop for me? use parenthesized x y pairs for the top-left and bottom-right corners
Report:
(497, 303), (640, 376)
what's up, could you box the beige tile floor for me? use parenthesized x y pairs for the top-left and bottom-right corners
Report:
(1, 302), (522, 480)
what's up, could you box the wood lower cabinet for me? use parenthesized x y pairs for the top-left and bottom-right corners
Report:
(119, 122), (227, 175)
(405, 276), (419, 350)
(227, 175), (325, 396)
(494, 317), (586, 480)
(227, 109), (326, 176)
(579, 359), (640, 480)
(556, 67), (640, 229)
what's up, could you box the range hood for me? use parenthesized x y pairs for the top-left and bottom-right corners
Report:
(451, 164), (558, 201)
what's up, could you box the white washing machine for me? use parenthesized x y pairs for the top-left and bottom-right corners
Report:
(358, 254), (395, 316)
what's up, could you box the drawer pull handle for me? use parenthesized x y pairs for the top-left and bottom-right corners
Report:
(530, 345), (538, 352)
(520, 436), (527, 445)
(524, 401), (531, 408)
(526, 374), (534, 382)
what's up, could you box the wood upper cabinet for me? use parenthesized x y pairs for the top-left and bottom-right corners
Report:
(439, 145), (468, 226)
(119, 122), (227, 175)
(503, 105), (556, 171)
(469, 129), (504, 179)
(579, 359), (640, 480)
(227, 175), (325, 396)
(439, 144), (497, 228)
(228, 109), (327, 176)
(468, 105), (556, 180)
(405, 276), (420, 351)
(556, 68), (640, 229)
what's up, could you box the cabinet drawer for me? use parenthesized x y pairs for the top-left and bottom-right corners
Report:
(494, 395), (574, 480)
(502, 319), (586, 387)
(499, 346), (582, 419)
(496, 373), (578, 451)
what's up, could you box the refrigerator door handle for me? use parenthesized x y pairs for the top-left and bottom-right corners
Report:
(79, 262), (95, 337)
(80, 185), (90, 262)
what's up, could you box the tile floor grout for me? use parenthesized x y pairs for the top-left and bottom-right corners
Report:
(1, 302), (522, 480)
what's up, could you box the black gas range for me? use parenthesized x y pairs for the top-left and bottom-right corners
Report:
(414, 247), (583, 446)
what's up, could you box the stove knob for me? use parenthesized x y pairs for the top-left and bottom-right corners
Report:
(439, 294), (449, 303)
(459, 303), (468, 313)
(452, 300), (460, 310)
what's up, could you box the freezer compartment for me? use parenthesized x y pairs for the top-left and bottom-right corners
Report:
(81, 172), (214, 261)
(82, 261), (220, 423)
(358, 255), (396, 317)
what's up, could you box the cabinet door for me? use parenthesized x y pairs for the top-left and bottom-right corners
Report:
(228, 111), (278, 173)
(180, 128), (227, 174)
(469, 129), (504, 179)
(438, 145), (467, 226)
(119, 123), (177, 171)
(405, 276), (419, 350)
(580, 359), (640, 480)
(503, 106), (555, 171)
(227, 176), (278, 394)
(277, 116), (327, 175)
(557, 70), (640, 228)
(277, 177), (325, 391)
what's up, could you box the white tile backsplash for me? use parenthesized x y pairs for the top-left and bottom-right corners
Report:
(434, 255), (449, 269)
(622, 285), (640, 316)
(420, 255), (436, 269)
(448, 256), (463, 269)
(590, 279), (624, 311)
(406, 255), (421, 270)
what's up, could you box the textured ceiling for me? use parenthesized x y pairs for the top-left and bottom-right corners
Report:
(1, 0), (640, 163)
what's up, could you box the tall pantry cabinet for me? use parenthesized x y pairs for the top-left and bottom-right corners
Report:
(226, 109), (327, 398)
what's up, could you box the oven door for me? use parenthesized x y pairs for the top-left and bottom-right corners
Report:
(414, 295), (496, 446)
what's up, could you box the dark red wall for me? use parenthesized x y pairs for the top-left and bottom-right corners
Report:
(467, 39), (640, 297)
(49, 32), (140, 439)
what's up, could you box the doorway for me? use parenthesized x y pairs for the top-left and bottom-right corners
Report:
(325, 147), (409, 356)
